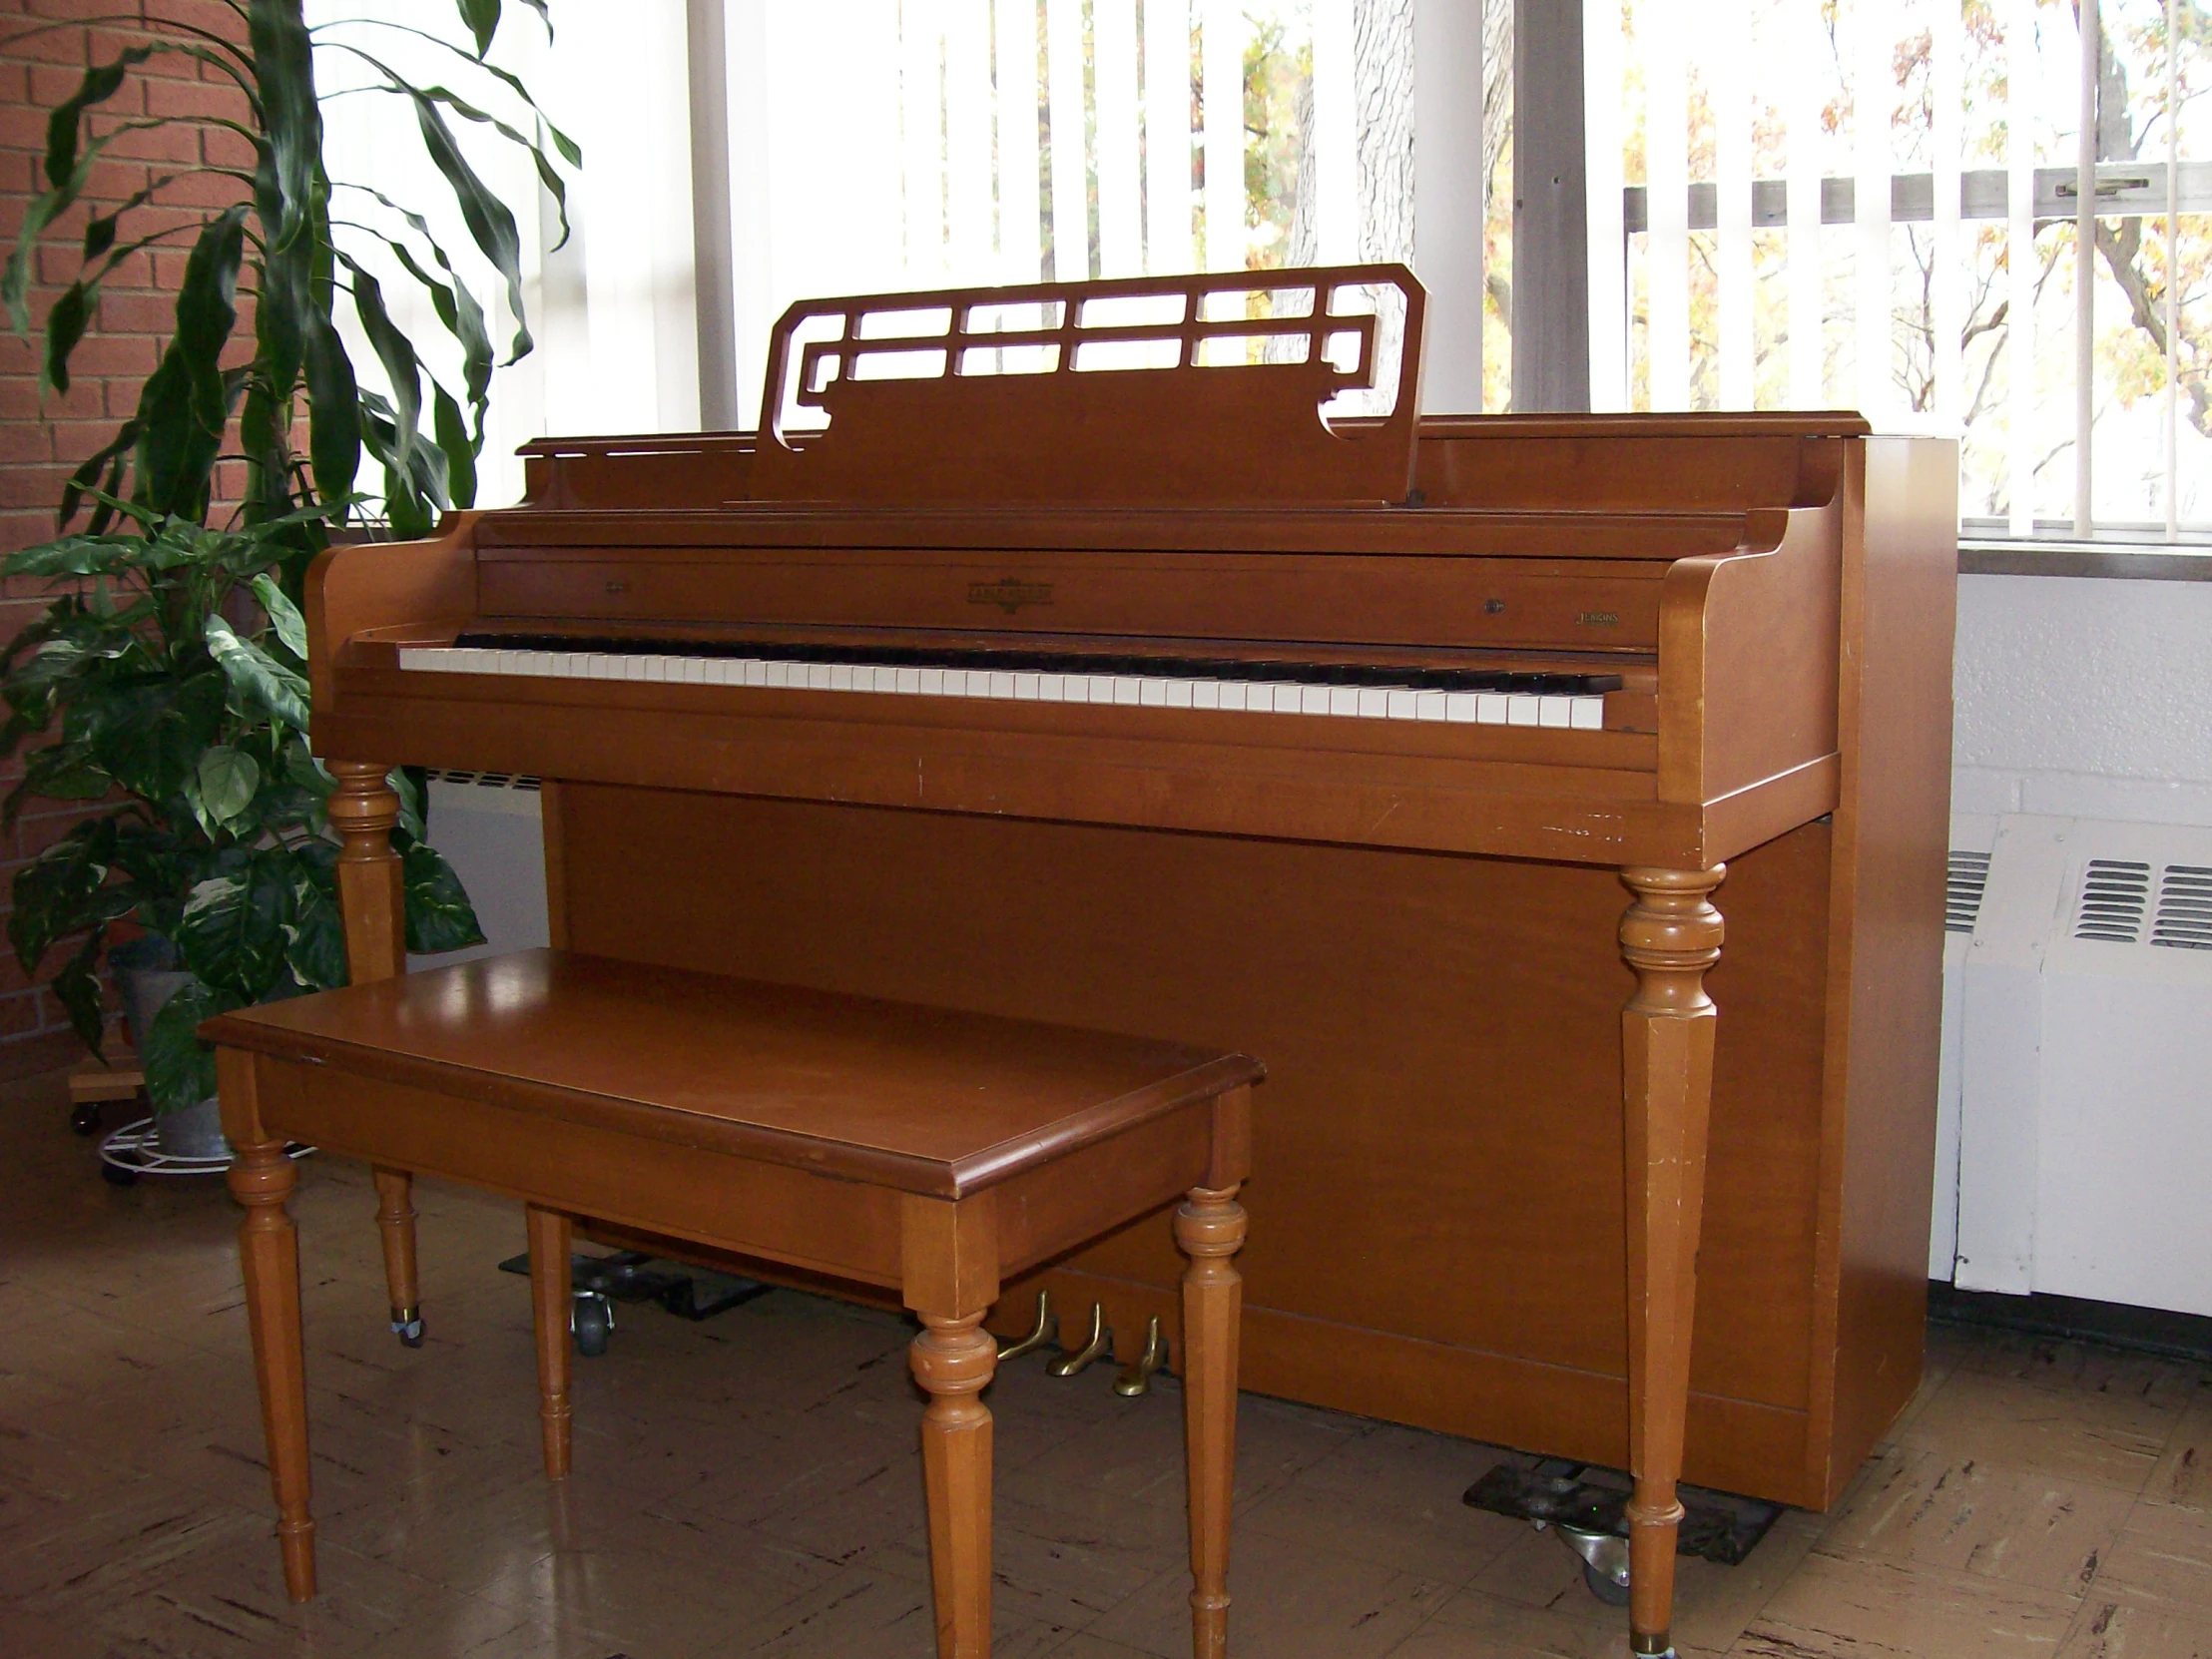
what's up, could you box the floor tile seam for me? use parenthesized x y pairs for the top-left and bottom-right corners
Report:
(1798, 1533), (2106, 1601)
(1883, 1436), (2167, 1499)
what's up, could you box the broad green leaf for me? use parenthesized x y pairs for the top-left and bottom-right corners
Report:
(433, 383), (476, 510)
(9, 817), (117, 973)
(342, 261), (423, 488)
(42, 45), (158, 190)
(74, 672), (228, 809)
(197, 745), (260, 828)
(176, 853), (292, 1001)
(134, 207), (247, 522)
(205, 616), (311, 731)
(143, 977), (241, 1115)
(42, 278), (95, 397)
(407, 91), (531, 359)
(282, 842), (346, 989)
(387, 767), (426, 841)
(51, 925), (108, 1060)
(249, 575), (308, 660)
(302, 307), (362, 511)
(58, 419), (140, 533)
(400, 839), (483, 954)
(248, 0), (319, 252)
(457, 0), (501, 57)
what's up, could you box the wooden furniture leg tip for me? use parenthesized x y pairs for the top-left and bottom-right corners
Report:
(278, 1518), (316, 1602)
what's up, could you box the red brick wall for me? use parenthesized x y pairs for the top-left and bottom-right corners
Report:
(1, 0), (250, 1059)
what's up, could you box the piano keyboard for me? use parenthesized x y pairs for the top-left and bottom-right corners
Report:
(398, 633), (1625, 731)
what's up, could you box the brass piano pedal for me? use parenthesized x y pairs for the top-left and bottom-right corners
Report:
(1047, 1302), (1113, 1378)
(1112, 1315), (1168, 1397)
(996, 1290), (1058, 1362)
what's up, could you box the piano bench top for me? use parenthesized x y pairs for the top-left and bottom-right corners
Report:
(202, 949), (1262, 1198)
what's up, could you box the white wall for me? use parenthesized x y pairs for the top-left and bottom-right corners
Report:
(1952, 574), (2212, 829)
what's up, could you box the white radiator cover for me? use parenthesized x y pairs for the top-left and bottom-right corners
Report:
(1937, 814), (2212, 1316)
(411, 772), (552, 968)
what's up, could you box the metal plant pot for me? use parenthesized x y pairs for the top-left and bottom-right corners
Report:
(107, 935), (228, 1160)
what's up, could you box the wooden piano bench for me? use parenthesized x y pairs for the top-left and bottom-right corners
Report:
(204, 948), (1261, 1659)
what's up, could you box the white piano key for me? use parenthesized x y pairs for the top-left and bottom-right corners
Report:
(1193, 681), (1221, 710)
(1139, 679), (1166, 707)
(643, 656), (670, 682)
(1477, 693), (1508, 725)
(1445, 693), (1478, 724)
(743, 659), (768, 687)
(1112, 678), (1142, 706)
(1357, 688), (1388, 719)
(895, 666), (921, 694)
(1087, 675), (1116, 704)
(1385, 689), (1416, 721)
(1538, 697), (1571, 729)
(806, 664), (832, 690)
(1038, 673), (1065, 702)
(683, 657), (708, 684)
(1014, 672), (1040, 700)
(703, 658), (734, 686)
(989, 671), (1016, 700)
(621, 657), (649, 682)
(1166, 680), (1194, 709)
(830, 663), (855, 691)
(1328, 687), (1360, 718)
(398, 648), (435, 672)
(1413, 691), (1448, 722)
(765, 661), (793, 688)
(919, 668), (946, 696)
(580, 654), (610, 679)
(493, 651), (521, 676)
(1273, 685), (1305, 714)
(1218, 683), (1248, 711)
(1299, 686), (1330, 716)
(1507, 694), (1539, 726)
(1570, 695), (1605, 731)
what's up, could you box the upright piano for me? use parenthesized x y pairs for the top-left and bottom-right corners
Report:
(309, 266), (1955, 1657)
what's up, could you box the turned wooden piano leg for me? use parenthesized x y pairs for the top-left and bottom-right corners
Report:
(330, 761), (422, 1347)
(1618, 864), (1725, 1659)
(1177, 1184), (1247, 1659)
(229, 1138), (316, 1601)
(909, 1312), (998, 1659)
(372, 1168), (421, 1346)
(526, 1206), (574, 1479)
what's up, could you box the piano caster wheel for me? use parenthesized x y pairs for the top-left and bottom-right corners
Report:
(1112, 1315), (1168, 1397)
(997, 1290), (1058, 1362)
(1047, 1302), (1113, 1378)
(1584, 1559), (1631, 1607)
(1551, 1522), (1631, 1607)
(390, 1306), (424, 1348)
(71, 1103), (101, 1136)
(572, 1290), (613, 1358)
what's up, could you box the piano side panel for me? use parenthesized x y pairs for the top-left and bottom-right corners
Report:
(1805, 435), (1956, 1504)
(553, 786), (1842, 1505)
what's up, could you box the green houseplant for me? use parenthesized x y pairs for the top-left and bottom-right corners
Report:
(1, 0), (576, 1126)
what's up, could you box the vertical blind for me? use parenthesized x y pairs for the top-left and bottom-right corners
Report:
(1591, 0), (2208, 540)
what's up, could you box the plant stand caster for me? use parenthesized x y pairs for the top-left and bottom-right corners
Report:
(390, 1306), (424, 1348)
(572, 1290), (613, 1357)
(99, 1160), (137, 1186)
(71, 1103), (103, 1136)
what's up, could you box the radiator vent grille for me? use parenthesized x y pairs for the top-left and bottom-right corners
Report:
(2153, 865), (2212, 951)
(1946, 851), (1992, 933)
(2074, 859), (2152, 943)
(425, 769), (541, 792)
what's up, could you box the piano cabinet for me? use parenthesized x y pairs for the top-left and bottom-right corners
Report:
(304, 267), (1957, 1659)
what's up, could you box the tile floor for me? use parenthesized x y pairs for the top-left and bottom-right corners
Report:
(1, 1069), (2207, 1658)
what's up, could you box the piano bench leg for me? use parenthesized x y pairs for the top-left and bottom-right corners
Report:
(527, 1206), (575, 1479)
(231, 1141), (316, 1601)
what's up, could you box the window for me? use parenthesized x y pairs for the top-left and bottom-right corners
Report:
(1591, 0), (2209, 541)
